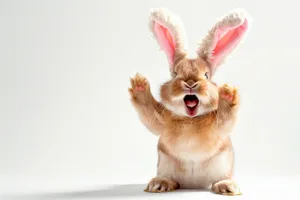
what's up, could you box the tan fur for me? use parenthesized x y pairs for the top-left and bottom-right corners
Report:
(128, 7), (250, 196)
(149, 8), (188, 70)
(144, 177), (180, 193)
(197, 8), (251, 71)
(129, 74), (165, 136)
(149, 7), (250, 76)
(129, 58), (240, 193)
(212, 179), (242, 195)
(160, 58), (219, 117)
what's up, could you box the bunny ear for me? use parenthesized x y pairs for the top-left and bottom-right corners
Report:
(197, 8), (250, 76)
(149, 8), (188, 70)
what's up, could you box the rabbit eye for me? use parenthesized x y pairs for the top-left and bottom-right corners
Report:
(173, 72), (177, 77)
(205, 72), (209, 79)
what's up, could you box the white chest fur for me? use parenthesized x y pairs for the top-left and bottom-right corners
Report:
(156, 147), (233, 189)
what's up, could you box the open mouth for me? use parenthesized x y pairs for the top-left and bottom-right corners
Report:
(183, 95), (199, 116)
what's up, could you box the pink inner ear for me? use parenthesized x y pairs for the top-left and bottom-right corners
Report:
(210, 19), (248, 66)
(154, 22), (176, 65)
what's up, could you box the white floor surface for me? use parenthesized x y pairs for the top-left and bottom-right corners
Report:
(1, 175), (299, 200)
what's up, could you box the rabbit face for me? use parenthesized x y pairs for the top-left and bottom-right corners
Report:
(160, 58), (219, 117)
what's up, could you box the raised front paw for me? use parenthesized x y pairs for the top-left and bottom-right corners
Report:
(128, 73), (151, 104)
(219, 84), (239, 106)
(144, 177), (179, 193)
(212, 179), (242, 196)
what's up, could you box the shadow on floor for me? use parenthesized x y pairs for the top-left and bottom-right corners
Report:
(2, 184), (208, 199)
(1, 184), (209, 200)
(43, 184), (154, 198)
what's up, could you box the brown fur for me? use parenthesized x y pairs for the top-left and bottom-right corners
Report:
(160, 58), (218, 109)
(212, 179), (241, 195)
(129, 7), (249, 195)
(129, 74), (166, 135)
(129, 57), (240, 193)
(129, 56), (240, 168)
(144, 177), (180, 193)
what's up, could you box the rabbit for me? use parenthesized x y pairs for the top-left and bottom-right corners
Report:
(128, 8), (250, 196)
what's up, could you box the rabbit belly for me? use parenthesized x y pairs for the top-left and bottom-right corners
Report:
(156, 149), (233, 189)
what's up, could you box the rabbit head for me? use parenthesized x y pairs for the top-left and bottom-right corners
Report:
(149, 8), (250, 117)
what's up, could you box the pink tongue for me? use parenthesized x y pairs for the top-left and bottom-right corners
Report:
(186, 100), (197, 107)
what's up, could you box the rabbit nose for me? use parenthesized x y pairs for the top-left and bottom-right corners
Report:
(183, 80), (198, 89)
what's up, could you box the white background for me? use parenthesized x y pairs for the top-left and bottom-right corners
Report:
(1, 0), (300, 199)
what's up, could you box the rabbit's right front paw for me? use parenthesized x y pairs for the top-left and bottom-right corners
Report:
(128, 73), (151, 104)
(144, 177), (179, 193)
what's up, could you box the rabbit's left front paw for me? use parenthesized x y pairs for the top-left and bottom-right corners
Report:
(219, 84), (239, 106)
(212, 179), (242, 196)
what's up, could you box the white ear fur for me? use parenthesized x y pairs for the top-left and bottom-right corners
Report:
(149, 8), (188, 69)
(197, 8), (251, 76)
